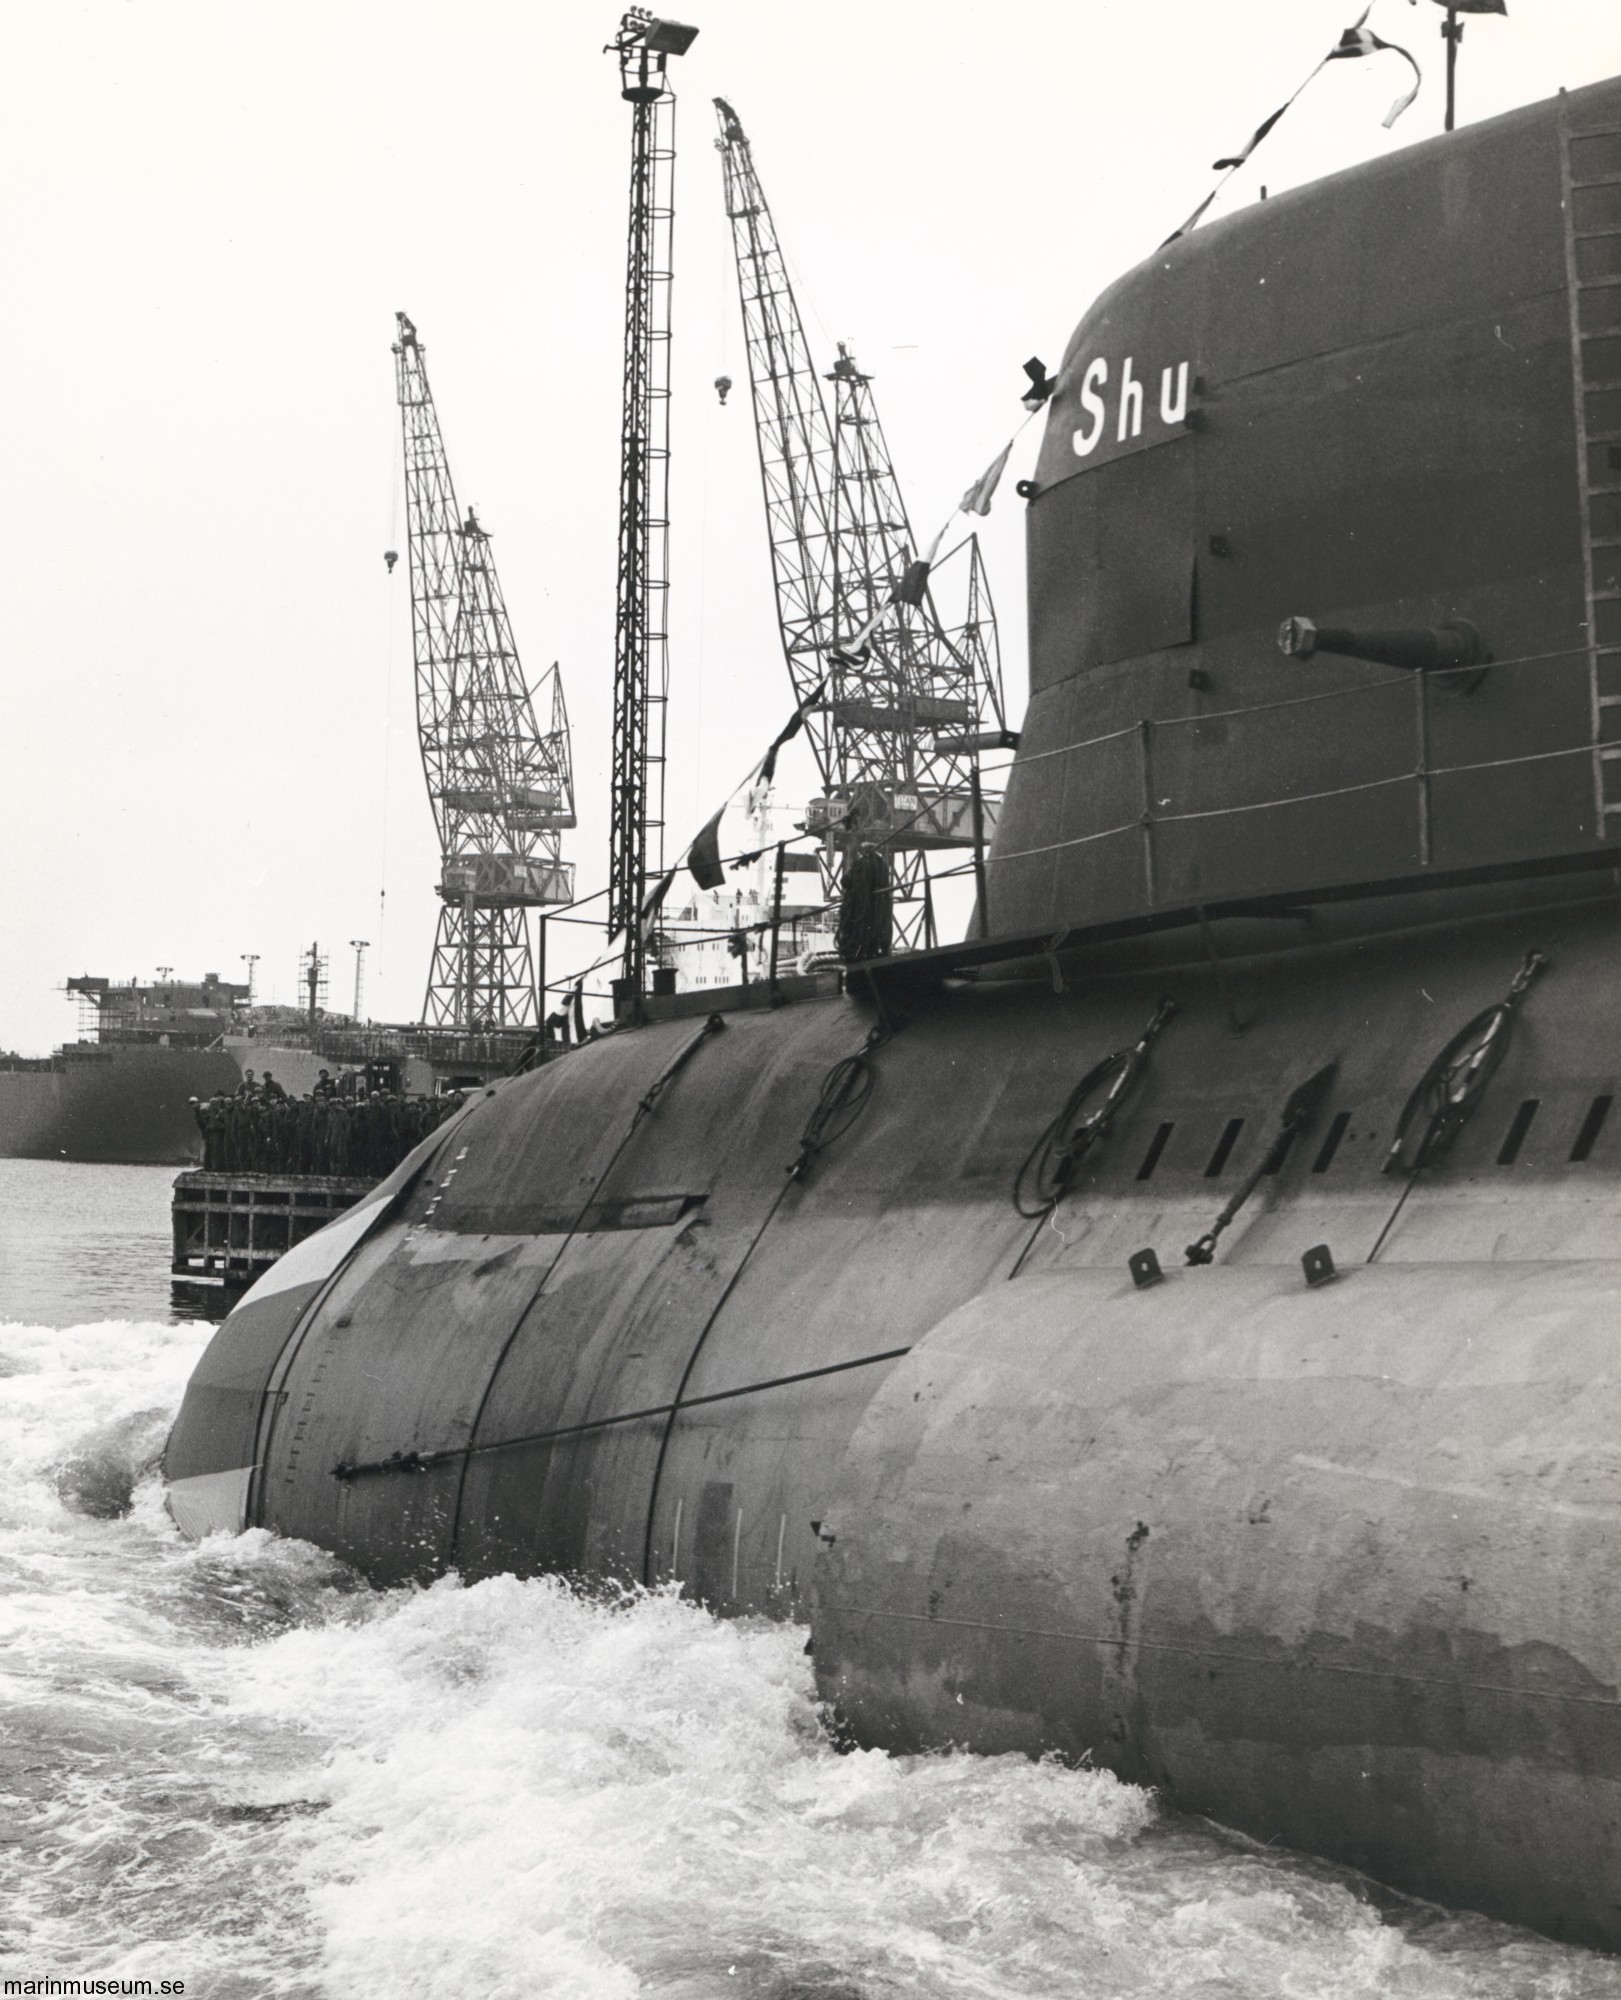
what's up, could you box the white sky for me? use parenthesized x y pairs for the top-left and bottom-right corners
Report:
(1, 0), (1616, 1050)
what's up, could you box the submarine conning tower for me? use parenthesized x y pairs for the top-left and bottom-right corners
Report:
(165, 80), (1621, 1951)
(991, 78), (1619, 933)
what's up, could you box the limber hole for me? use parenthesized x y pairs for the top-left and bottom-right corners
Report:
(1311, 1110), (1351, 1174)
(1570, 1093), (1613, 1162)
(1204, 1118), (1244, 1178)
(1135, 1122), (1175, 1181)
(1496, 1099), (1540, 1166)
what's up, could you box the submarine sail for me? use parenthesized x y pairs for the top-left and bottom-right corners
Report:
(166, 79), (1621, 1947)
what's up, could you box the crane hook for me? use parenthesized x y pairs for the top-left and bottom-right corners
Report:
(384, 549), (398, 574)
(714, 374), (733, 406)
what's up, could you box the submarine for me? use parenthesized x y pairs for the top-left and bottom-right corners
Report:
(167, 77), (1621, 1947)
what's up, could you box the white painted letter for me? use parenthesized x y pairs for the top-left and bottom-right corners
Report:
(1072, 357), (1108, 457)
(1159, 360), (1190, 425)
(1118, 355), (1144, 441)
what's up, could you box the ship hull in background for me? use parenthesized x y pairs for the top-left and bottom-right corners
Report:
(0, 1044), (241, 1164)
(0, 1038), (369, 1166)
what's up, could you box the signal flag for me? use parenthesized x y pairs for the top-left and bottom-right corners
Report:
(688, 808), (728, 892)
(757, 676), (828, 789)
(639, 867), (676, 940)
(961, 439), (1014, 518)
(1328, 20), (1422, 128)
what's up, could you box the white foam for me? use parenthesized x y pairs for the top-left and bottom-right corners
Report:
(2, 1322), (1615, 1999)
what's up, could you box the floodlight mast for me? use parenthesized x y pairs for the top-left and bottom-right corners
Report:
(607, 11), (697, 1004)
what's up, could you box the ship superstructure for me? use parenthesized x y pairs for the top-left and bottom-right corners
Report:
(659, 800), (833, 990)
(0, 972), (248, 1164)
(66, 972), (249, 1046)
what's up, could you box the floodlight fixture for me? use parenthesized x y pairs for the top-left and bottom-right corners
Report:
(609, 9), (698, 104)
(640, 17), (699, 55)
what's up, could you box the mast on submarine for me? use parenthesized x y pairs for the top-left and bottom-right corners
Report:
(713, 96), (1009, 953)
(393, 312), (576, 1033)
(607, 10), (698, 1005)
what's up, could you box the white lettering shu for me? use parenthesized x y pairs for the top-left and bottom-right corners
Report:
(1117, 356), (1144, 441)
(1073, 358), (1108, 457)
(1071, 352), (1192, 457)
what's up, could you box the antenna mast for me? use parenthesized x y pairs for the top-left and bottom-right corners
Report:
(607, 10), (698, 1002)
(300, 942), (329, 1029)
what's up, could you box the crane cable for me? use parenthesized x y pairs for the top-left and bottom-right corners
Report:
(1366, 948), (1548, 1263)
(1008, 998), (1178, 1278)
(335, 1005), (896, 1493)
(378, 438), (403, 998)
(337, 1013), (728, 1489)
(1012, 999), (1178, 1220)
(1185, 1061), (1338, 1265)
(788, 1024), (889, 1183)
(636, 1011), (896, 1583)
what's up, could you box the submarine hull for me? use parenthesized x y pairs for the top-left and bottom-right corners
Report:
(166, 73), (1621, 1943)
(165, 880), (1621, 1942)
(813, 1259), (1621, 1947)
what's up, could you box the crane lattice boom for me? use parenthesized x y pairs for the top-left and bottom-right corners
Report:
(714, 97), (840, 747)
(714, 98), (1006, 950)
(393, 312), (575, 1032)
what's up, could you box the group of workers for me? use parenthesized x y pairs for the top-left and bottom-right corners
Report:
(191, 1068), (464, 1179)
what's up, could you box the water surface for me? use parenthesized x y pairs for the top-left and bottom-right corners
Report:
(0, 1159), (185, 1326)
(2, 1161), (1618, 1996)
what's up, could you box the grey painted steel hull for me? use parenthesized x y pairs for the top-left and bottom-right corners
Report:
(165, 880), (1621, 1944)
(993, 78), (1620, 939)
(816, 1258), (1621, 1946)
(165, 73), (1621, 1946)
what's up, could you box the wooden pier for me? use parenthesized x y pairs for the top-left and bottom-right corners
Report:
(171, 1170), (376, 1304)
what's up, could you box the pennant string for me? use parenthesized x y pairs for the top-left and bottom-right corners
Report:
(1331, 27), (1422, 128)
(1165, 52), (1334, 242)
(605, 8), (1440, 982)
(1212, 99), (1292, 172)
(1163, 4), (1421, 246)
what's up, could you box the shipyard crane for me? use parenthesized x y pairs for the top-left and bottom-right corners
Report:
(607, 10), (698, 1002)
(393, 312), (575, 1032)
(714, 97), (1008, 950)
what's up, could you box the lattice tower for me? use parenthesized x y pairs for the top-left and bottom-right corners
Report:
(393, 312), (575, 1031)
(713, 98), (1006, 950)
(608, 10), (692, 994)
